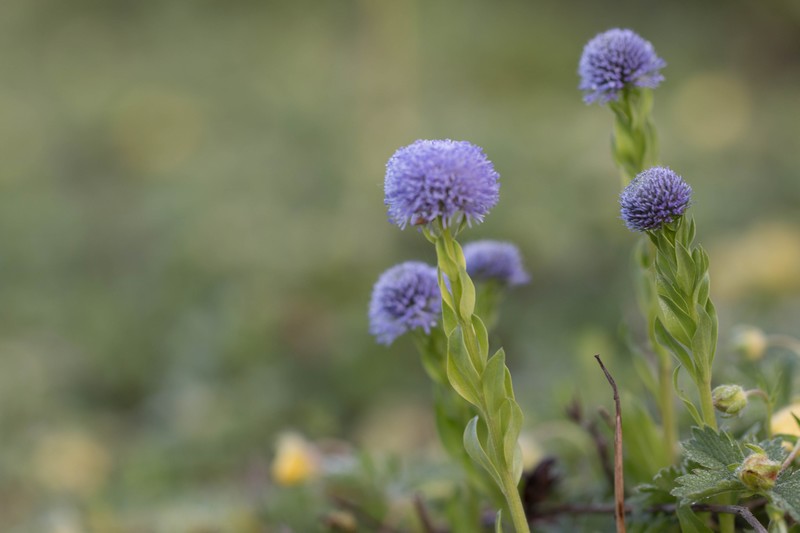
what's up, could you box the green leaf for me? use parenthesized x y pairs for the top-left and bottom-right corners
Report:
(772, 470), (800, 521)
(675, 242), (696, 295)
(472, 315), (489, 359)
(439, 272), (458, 336)
(694, 275), (710, 309)
(494, 510), (503, 533)
(672, 468), (742, 500)
(435, 237), (458, 279)
(760, 438), (790, 463)
(636, 466), (683, 505)
(458, 267), (476, 319)
(501, 399), (523, 472)
(655, 318), (694, 372)
(482, 349), (507, 415)
(690, 304), (715, 374)
(676, 503), (713, 532)
(446, 328), (482, 407)
(658, 294), (695, 346)
(463, 416), (503, 488)
(682, 426), (744, 469)
(673, 366), (703, 426)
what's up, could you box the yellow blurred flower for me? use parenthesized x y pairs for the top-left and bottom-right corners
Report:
(271, 433), (319, 486)
(771, 402), (800, 438)
(32, 429), (111, 496)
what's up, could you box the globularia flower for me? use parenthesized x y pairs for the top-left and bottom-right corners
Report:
(620, 167), (692, 232)
(384, 139), (500, 229)
(369, 261), (441, 345)
(579, 28), (666, 104)
(463, 240), (530, 286)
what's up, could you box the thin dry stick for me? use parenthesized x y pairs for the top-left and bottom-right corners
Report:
(781, 438), (800, 473)
(595, 355), (626, 533)
(413, 493), (438, 533)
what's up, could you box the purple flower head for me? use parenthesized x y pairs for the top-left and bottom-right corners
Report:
(369, 261), (441, 345)
(620, 167), (692, 232)
(463, 240), (530, 286)
(384, 140), (500, 230)
(579, 28), (666, 104)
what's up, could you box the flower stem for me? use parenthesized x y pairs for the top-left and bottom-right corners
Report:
(434, 226), (530, 533)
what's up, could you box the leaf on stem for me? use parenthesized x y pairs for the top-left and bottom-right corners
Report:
(464, 416), (503, 489)
(447, 328), (482, 407)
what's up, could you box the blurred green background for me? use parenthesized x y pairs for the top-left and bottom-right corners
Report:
(1, 0), (799, 530)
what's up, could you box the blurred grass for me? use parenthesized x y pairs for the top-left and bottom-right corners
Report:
(0, 0), (799, 530)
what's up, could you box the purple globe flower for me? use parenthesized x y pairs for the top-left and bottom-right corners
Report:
(384, 140), (500, 229)
(369, 261), (441, 345)
(579, 28), (666, 104)
(620, 167), (692, 232)
(463, 240), (530, 286)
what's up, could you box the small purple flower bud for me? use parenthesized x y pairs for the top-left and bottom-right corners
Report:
(620, 167), (692, 232)
(384, 140), (500, 230)
(463, 240), (530, 287)
(369, 261), (441, 346)
(579, 28), (666, 104)
(712, 384), (748, 416)
(737, 452), (781, 491)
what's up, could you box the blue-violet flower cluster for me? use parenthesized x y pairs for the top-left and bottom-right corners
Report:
(463, 240), (530, 286)
(620, 167), (692, 232)
(369, 261), (441, 345)
(579, 28), (666, 104)
(384, 139), (500, 229)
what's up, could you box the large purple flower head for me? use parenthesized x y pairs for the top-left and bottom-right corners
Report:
(369, 261), (441, 345)
(620, 167), (692, 232)
(384, 140), (500, 230)
(463, 240), (530, 286)
(579, 28), (666, 104)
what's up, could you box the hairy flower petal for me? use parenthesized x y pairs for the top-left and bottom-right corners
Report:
(620, 167), (692, 232)
(384, 139), (500, 229)
(579, 28), (666, 104)
(463, 240), (530, 286)
(369, 261), (441, 345)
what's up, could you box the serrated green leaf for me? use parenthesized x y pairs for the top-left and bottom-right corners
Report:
(482, 349), (506, 415)
(683, 426), (744, 469)
(464, 416), (503, 488)
(760, 438), (789, 463)
(637, 466), (683, 504)
(772, 469), (800, 521)
(446, 328), (482, 407)
(672, 468), (742, 500)
(673, 366), (703, 426)
(676, 503), (713, 532)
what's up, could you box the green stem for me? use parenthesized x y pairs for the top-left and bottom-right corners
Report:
(436, 227), (530, 533)
(698, 374), (718, 431)
(657, 353), (677, 463)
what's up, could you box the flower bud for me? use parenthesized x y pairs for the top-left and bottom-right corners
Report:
(737, 452), (781, 491)
(731, 325), (768, 362)
(712, 384), (748, 416)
